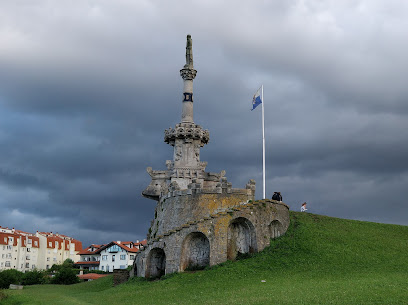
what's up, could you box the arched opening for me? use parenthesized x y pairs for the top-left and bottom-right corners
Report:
(145, 248), (166, 279)
(227, 217), (257, 260)
(180, 232), (210, 271)
(269, 220), (283, 239)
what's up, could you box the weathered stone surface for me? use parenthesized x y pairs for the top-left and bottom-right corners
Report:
(133, 199), (289, 277)
(113, 269), (129, 286)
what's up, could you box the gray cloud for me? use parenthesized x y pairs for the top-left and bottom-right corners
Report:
(0, 0), (407, 246)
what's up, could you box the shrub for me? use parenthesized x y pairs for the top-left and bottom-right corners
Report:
(0, 269), (23, 289)
(21, 270), (48, 286)
(51, 267), (79, 285)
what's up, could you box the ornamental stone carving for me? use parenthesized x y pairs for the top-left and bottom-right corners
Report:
(180, 68), (197, 81)
(164, 123), (209, 146)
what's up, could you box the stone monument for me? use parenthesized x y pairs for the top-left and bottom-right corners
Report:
(132, 35), (290, 278)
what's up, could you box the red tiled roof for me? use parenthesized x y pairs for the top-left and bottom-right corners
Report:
(138, 240), (147, 246)
(77, 244), (103, 255)
(78, 273), (108, 280)
(71, 239), (83, 252)
(96, 241), (139, 254)
(46, 236), (64, 249)
(0, 232), (19, 246)
(75, 261), (100, 265)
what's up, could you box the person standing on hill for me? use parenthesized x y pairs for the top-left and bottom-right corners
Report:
(301, 202), (308, 212)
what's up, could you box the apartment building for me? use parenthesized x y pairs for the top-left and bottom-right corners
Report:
(0, 226), (82, 272)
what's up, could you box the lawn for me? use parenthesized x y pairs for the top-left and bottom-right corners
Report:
(3, 212), (408, 304)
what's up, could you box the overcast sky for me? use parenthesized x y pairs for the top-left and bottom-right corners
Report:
(1, 0), (407, 246)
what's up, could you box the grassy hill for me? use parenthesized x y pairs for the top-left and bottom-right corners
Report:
(3, 212), (408, 304)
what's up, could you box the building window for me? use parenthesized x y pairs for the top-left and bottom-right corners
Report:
(120, 265), (126, 269)
(32, 264), (35, 269)
(130, 255), (135, 260)
(102, 255), (107, 261)
(3, 237), (6, 243)
(101, 266), (104, 271)
(53, 257), (57, 262)
(46, 265), (49, 270)
(5, 261), (11, 267)
(47, 257), (50, 261)
(1, 254), (4, 258)
(25, 263), (29, 268)
(26, 255), (30, 260)
(120, 255), (126, 260)
(34, 241), (38, 246)
(7, 245), (12, 250)
(108, 245), (121, 253)
(28, 239), (32, 244)
(27, 248), (31, 252)
(112, 255), (115, 262)
(49, 242), (52, 247)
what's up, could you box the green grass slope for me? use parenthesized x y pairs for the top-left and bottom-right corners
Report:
(3, 212), (408, 304)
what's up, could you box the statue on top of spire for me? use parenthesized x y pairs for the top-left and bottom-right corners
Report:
(184, 34), (193, 69)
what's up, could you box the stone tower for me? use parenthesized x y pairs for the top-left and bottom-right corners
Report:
(141, 34), (219, 198)
(133, 35), (289, 278)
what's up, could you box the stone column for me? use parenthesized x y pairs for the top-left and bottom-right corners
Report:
(180, 35), (197, 123)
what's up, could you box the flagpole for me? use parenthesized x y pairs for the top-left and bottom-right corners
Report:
(261, 85), (266, 199)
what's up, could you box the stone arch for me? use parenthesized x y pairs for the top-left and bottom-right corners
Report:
(227, 217), (257, 260)
(269, 220), (283, 239)
(145, 248), (166, 278)
(180, 232), (210, 271)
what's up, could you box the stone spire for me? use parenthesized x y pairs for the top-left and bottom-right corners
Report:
(162, 35), (209, 189)
(180, 34), (197, 123)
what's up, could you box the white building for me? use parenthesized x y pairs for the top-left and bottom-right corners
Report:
(75, 244), (103, 271)
(35, 231), (82, 270)
(0, 226), (82, 272)
(75, 240), (146, 272)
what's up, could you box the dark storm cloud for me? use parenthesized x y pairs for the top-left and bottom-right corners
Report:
(0, 0), (407, 245)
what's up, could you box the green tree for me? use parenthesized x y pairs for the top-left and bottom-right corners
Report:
(0, 269), (23, 289)
(21, 270), (48, 285)
(62, 258), (74, 268)
(51, 267), (79, 285)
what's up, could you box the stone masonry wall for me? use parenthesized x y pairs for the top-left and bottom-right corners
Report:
(133, 198), (289, 278)
(149, 190), (252, 240)
(113, 269), (129, 286)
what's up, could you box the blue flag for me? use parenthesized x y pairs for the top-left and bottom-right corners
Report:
(251, 87), (262, 111)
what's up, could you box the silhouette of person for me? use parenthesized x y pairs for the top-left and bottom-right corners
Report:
(272, 192), (282, 201)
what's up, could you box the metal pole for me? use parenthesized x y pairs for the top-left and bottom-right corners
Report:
(261, 85), (266, 199)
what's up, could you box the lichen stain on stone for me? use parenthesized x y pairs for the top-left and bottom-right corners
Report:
(213, 215), (231, 236)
